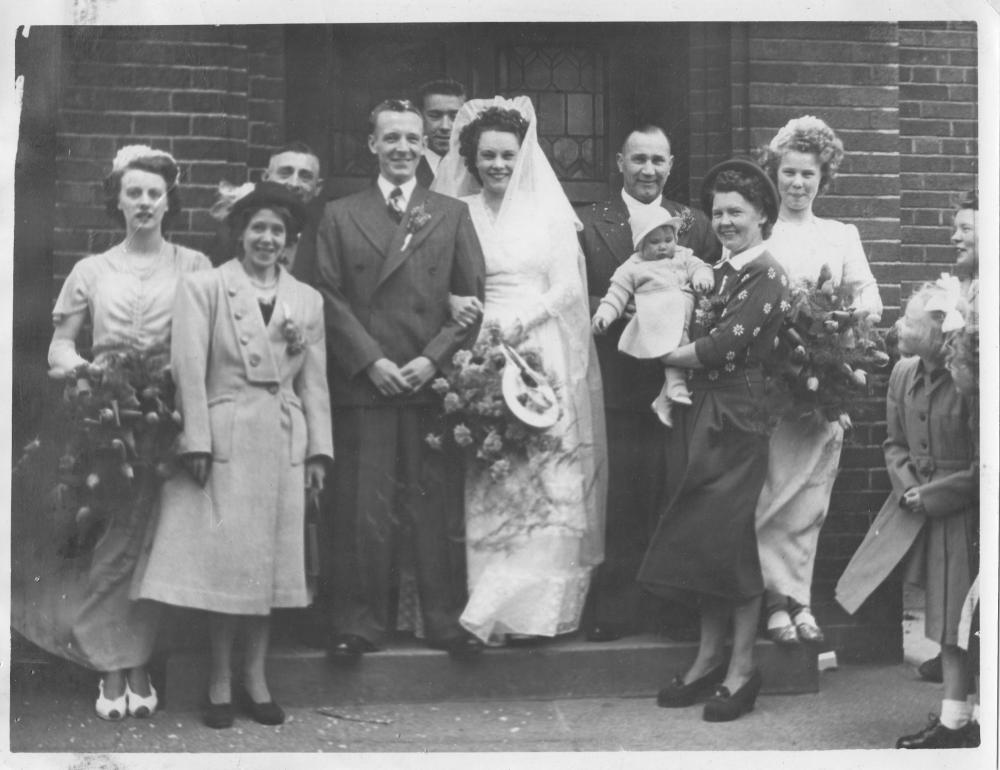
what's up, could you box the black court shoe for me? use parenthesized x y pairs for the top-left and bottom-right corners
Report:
(238, 688), (286, 726)
(702, 669), (762, 722)
(657, 662), (727, 708)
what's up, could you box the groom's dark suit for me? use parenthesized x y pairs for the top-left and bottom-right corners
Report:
(315, 182), (485, 646)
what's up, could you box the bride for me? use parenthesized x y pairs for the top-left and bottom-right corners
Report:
(433, 96), (607, 642)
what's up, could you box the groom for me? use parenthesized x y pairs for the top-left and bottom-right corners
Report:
(314, 99), (487, 661)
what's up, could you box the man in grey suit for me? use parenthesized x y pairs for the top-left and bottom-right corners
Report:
(577, 125), (721, 642)
(314, 99), (486, 661)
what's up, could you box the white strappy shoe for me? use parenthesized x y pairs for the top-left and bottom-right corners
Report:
(125, 679), (159, 718)
(95, 679), (127, 721)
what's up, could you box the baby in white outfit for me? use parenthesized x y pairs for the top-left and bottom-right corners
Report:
(592, 207), (714, 426)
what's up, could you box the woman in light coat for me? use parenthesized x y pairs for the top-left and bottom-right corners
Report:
(136, 182), (333, 728)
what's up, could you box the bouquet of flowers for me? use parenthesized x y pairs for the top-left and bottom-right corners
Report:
(14, 345), (183, 557)
(425, 321), (562, 482)
(765, 264), (893, 424)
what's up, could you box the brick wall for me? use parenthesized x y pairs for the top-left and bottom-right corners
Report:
(898, 22), (979, 312)
(51, 25), (287, 291)
(687, 23), (733, 204)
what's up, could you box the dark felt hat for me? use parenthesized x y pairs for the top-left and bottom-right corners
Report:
(700, 157), (780, 229)
(226, 181), (308, 237)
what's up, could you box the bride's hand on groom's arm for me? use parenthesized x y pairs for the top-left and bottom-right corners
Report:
(367, 358), (412, 397)
(399, 356), (437, 391)
(448, 294), (483, 329)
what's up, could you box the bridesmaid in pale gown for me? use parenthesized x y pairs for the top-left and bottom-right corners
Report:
(433, 96), (607, 644)
(753, 116), (884, 645)
(13, 145), (210, 720)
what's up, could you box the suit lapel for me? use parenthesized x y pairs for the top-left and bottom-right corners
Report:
(376, 186), (443, 288)
(348, 185), (398, 259)
(595, 198), (633, 267)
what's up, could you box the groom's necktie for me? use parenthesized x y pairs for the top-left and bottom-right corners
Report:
(387, 187), (404, 223)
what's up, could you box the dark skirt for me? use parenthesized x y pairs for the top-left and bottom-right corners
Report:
(638, 370), (770, 605)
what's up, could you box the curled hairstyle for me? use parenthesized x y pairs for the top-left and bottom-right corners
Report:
(227, 204), (301, 249)
(756, 115), (845, 194)
(707, 169), (777, 240)
(946, 324), (979, 395)
(457, 106), (530, 184)
(103, 154), (183, 230)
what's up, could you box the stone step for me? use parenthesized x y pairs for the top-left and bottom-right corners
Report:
(163, 634), (818, 710)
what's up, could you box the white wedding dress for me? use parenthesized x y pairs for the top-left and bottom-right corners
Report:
(459, 193), (605, 641)
(432, 96), (606, 642)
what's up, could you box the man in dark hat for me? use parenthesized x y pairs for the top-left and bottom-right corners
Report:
(577, 125), (720, 643)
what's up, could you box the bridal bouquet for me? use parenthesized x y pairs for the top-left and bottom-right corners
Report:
(765, 264), (893, 424)
(15, 346), (183, 557)
(425, 321), (562, 481)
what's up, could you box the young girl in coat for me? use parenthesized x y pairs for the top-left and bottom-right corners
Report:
(592, 207), (713, 426)
(836, 275), (978, 748)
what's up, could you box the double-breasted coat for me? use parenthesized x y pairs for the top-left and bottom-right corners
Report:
(836, 356), (978, 644)
(136, 259), (334, 615)
(314, 182), (486, 645)
(575, 193), (719, 631)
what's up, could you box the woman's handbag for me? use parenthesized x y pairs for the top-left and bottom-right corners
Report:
(304, 485), (322, 597)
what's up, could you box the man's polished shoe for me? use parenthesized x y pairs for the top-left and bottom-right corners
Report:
(429, 633), (485, 661)
(917, 654), (943, 683)
(896, 714), (974, 749)
(657, 662), (727, 708)
(327, 633), (377, 664)
(585, 623), (625, 643)
(702, 669), (762, 722)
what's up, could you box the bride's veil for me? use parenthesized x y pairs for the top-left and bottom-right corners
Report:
(433, 96), (607, 568)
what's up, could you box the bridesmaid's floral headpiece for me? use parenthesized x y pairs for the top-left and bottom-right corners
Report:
(925, 273), (966, 333)
(112, 145), (179, 178)
(209, 181), (256, 222)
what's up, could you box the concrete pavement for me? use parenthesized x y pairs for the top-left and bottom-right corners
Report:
(8, 661), (991, 758)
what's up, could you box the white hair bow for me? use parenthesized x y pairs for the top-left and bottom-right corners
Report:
(209, 181), (256, 222)
(926, 273), (966, 333)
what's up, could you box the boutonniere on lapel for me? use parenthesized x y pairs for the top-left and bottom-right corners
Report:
(280, 302), (306, 356)
(401, 203), (432, 251)
(677, 206), (695, 238)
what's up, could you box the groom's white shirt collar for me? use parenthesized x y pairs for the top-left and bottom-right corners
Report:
(621, 188), (664, 219)
(377, 175), (418, 208)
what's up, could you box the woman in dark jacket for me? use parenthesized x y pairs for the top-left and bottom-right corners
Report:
(639, 159), (788, 722)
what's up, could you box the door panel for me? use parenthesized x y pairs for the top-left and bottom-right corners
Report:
(285, 23), (690, 206)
